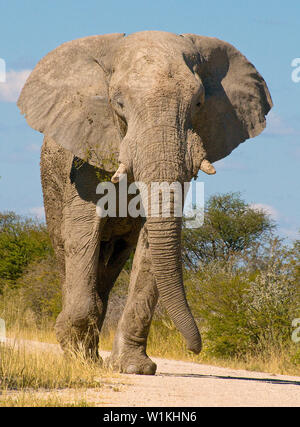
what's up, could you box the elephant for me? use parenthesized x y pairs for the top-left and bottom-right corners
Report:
(18, 31), (272, 375)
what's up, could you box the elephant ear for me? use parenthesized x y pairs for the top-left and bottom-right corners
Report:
(18, 33), (125, 171)
(181, 34), (273, 163)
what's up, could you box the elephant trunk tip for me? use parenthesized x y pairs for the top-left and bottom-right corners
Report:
(187, 337), (202, 355)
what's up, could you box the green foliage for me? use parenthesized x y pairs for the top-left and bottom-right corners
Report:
(16, 256), (62, 321)
(181, 195), (299, 359)
(287, 236), (300, 288)
(0, 212), (53, 291)
(186, 254), (299, 358)
(182, 193), (274, 269)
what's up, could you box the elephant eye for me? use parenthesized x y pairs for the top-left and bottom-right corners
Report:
(196, 102), (201, 107)
(112, 97), (126, 120)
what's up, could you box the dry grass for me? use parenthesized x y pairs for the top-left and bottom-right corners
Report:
(0, 339), (116, 391)
(6, 326), (57, 344)
(0, 319), (122, 407)
(0, 291), (120, 406)
(0, 333), (123, 407)
(0, 393), (95, 407)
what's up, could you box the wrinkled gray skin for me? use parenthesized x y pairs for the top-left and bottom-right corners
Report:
(18, 31), (272, 374)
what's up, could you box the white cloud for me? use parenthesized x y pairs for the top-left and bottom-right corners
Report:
(250, 203), (280, 220)
(264, 111), (295, 136)
(0, 69), (31, 102)
(28, 206), (45, 221)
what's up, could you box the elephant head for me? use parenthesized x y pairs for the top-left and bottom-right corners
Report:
(18, 31), (272, 354)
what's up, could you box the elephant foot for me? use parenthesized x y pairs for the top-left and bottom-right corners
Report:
(105, 347), (157, 375)
(55, 312), (101, 363)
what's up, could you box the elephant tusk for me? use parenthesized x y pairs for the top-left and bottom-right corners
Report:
(111, 163), (127, 183)
(200, 159), (216, 175)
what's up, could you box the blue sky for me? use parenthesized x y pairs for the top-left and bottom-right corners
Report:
(0, 0), (299, 241)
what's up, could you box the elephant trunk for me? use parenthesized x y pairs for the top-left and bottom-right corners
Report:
(146, 171), (201, 354)
(127, 109), (202, 353)
(146, 216), (202, 353)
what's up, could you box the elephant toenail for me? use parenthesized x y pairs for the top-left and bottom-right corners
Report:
(143, 364), (157, 375)
(125, 365), (139, 374)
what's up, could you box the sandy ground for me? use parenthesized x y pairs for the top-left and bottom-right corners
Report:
(3, 338), (300, 407)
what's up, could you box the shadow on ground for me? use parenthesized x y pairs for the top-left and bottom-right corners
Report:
(157, 372), (300, 386)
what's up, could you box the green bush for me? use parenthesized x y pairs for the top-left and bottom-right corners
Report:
(186, 256), (299, 358)
(16, 256), (62, 321)
(0, 212), (53, 292)
(0, 255), (61, 331)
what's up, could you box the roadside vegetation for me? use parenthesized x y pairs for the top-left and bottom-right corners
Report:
(0, 193), (299, 405)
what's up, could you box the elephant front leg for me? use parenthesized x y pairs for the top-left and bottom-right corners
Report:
(55, 190), (104, 361)
(107, 226), (158, 375)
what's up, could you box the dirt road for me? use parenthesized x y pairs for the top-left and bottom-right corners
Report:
(99, 352), (300, 407)
(4, 338), (300, 407)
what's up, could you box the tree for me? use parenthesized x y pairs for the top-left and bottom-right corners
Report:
(182, 193), (275, 270)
